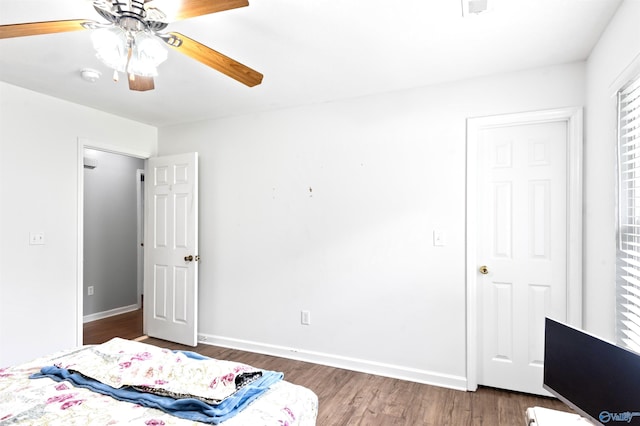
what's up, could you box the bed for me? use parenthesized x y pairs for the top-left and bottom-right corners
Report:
(0, 337), (318, 425)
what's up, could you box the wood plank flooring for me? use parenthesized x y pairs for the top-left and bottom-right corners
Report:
(83, 310), (574, 425)
(83, 308), (143, 345)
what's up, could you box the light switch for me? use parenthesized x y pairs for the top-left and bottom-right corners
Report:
(433, 230), (446, 246)
(29, 232), (45, 245)
(301, 310), (311, 325)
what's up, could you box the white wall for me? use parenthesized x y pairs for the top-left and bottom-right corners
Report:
(583, 0), (640, 341)
(0, 82), (157, 366)
(158, 62), (585, 386)
(0, 0), (634, 386)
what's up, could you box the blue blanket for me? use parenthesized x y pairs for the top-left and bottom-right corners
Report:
(31, 350), (283, 425)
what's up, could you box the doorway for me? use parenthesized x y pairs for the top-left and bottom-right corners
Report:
(465, 107), (583, 395)
(77, 139), (150, 344)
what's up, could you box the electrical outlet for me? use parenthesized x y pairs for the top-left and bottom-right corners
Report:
(29, 232), (45, 245)
(88, 286), (94, 296)
(301, 310), (311, 325)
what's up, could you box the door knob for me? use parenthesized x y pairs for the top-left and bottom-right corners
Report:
(184, 255), (193, 262)
(479, 265), (489, 275)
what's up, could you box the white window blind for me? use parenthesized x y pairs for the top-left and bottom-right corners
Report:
(616, 73), (640, 354)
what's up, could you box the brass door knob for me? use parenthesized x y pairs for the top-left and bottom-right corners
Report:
(479, 265), (489, 275)
(184, 255), (194, 262)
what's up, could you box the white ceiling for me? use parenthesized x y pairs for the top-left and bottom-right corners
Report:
(0, 0), (623, 127)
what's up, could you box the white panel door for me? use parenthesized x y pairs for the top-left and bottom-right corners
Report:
(477, 121), (567, 395)
(144, 152), (198, 346)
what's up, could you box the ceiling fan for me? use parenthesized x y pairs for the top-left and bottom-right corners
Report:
(0, 0), (263, 91)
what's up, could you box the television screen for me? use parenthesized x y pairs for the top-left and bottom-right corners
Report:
(543, 318), (640, 425)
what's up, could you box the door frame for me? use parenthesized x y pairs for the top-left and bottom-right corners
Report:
(76, 138), (152, 346)
(465, 107), (583, 391)
(136, 168), (145, 309)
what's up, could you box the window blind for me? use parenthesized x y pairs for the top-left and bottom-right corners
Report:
(616, 73), (640, 354)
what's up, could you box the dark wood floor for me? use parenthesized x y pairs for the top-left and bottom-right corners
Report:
(83, 308), (143, 345)
(83, 310), (574, 425)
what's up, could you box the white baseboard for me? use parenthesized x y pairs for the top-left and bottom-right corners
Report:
(196, 333), (468, 391)
(83, 304), (139, 324)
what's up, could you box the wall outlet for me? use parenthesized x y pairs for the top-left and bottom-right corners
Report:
(301, 310), (311, 325)
(87, 286), (94, 296)
(29, 232), (45, 245)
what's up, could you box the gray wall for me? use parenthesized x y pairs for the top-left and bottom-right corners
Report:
(83, 149), (144, 316)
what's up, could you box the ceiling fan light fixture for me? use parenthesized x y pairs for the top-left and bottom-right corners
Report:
(1, 0), (263, 91)
(127, 31), (168, 77)
(91, 26), (168, 78)
(91, 26), (128, 72)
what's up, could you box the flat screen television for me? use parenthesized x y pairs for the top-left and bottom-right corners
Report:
(543, 318), (640, 425)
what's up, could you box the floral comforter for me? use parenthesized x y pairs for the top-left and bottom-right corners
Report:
(0, 339), (318, 425)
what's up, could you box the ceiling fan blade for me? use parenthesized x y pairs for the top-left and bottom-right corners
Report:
(147, 0), (248, 21)
(168, 32), (262, 87)
(128, 74), (155, 91)
(0, 20), (90, 39)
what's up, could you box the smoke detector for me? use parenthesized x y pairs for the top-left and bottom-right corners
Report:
(80, 68), (101, 83)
